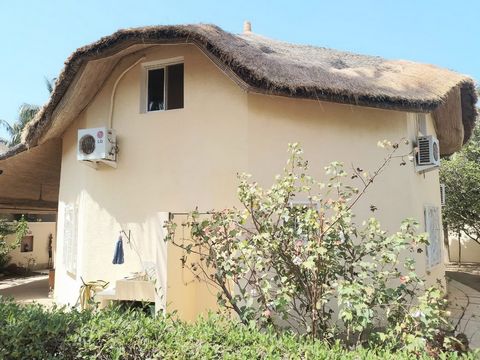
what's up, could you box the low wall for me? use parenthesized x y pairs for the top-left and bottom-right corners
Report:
(6, 222), (56, 270)
(448, 234), (480, 263)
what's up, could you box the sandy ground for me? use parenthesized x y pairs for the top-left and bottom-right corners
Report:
(0, 273), (53, 307)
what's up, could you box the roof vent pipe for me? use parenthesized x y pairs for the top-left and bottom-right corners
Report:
(243, 21), (252, 33)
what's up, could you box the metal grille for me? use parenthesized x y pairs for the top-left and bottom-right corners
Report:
(440, 184), (446, 206)
(418, 137), (431, 165)
(79, 134), (96, 155)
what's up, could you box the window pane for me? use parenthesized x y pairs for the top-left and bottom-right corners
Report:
(148, 68), (164, 111)
(166, 64), (184, 110)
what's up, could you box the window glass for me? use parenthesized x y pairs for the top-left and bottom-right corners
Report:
(166, 64), (184, 110)
(147, 68), (165, 111)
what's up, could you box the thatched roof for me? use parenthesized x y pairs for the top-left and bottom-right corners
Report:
(0, 143), (8, 155)
(0, 139), (61, 212)
(13, 24), (479, 155)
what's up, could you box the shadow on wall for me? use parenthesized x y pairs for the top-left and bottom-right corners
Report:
(449, 234), (480, 263)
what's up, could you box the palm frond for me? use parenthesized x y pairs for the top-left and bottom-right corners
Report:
(44, 77), (56, 94)
(17, 103), (40, 127)
(0, 119), (14, 136)
(0, 104), (40, 147)
(0, 119), (14, 146)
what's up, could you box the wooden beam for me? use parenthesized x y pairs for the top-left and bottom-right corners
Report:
(0, 197), (58, 212)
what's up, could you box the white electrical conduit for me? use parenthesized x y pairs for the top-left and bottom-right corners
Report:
(108, 55), (146, 128)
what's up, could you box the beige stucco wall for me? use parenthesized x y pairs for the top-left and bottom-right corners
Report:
(409, 114), (446, 286)
(6, 222), (56, 269)
(54, 43), (446, 319)
(448, 233), (480, 263)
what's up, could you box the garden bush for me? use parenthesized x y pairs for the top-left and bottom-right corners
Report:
(165, 143), (462, 353)
(0, 217), (28, 271)
(0, 297), (476, 359)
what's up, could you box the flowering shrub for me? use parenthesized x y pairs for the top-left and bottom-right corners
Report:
(166, 143), (460, 352)
(1, 298), (475, 359)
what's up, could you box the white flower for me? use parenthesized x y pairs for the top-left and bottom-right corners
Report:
(412, 310), (424, 318)
(293, 256), (302, 266)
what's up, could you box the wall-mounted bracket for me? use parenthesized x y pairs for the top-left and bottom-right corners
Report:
(120, 229), (131, 244)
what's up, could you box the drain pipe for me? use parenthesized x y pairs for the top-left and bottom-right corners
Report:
(109, 55), (146, 128)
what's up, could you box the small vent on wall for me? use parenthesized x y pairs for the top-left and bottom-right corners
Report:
(440, 184), (446, 207)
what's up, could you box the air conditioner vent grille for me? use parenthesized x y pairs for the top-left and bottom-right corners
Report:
(415, 135), (440, 172)
(79, 135), (96, 155)
(418, 137), (431, 165)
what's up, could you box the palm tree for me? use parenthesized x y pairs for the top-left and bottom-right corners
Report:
(0, 77), (55, 148)
(0, 103), (40, 147)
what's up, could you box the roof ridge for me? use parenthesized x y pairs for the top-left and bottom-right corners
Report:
(14, 23), (476, 156)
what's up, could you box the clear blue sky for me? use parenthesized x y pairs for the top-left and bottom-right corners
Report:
(0, 0), (478, 139)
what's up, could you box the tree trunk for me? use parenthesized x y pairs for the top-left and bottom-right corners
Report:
(443, 223), (450, 262)
(458, 232), (462, 264)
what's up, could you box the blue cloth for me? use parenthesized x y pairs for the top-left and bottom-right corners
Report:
(112, 236), (124, 264)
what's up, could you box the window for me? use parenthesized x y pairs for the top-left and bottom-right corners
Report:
(145, 62), (184, 112)
(20, 236), (33, 253)
(425, 206), (442, 268)
(63, 203), (78, 276)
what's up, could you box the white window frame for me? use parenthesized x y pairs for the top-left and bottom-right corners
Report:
(140, 57), (184, 114)
(424, 205), (442, 268)
(63, 203), (78, 276)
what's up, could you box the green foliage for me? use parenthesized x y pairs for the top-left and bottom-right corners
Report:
(0, 216), (28, 270)
(0, 103), (40, 147)
(0, 298), (88, 359)
(0, 298), (475, 359)
(440, 122), (480, 243)
(166, 143), (457, 352)
(0, 77), (55, 146)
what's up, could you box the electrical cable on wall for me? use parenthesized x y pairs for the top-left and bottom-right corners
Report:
(109, 55), (146, 128)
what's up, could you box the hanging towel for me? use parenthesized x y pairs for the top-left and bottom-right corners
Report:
(112, 235), (124, 265)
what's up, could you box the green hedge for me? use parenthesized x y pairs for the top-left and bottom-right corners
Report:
(0, 297), (476, 359)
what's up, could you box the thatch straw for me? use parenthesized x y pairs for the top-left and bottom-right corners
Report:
(0, 143), (26, 160)
(18, 24), (477, 155)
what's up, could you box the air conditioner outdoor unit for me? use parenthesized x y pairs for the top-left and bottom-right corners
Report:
(415, 135), (440, 172)
(77, 127), (117, 167)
